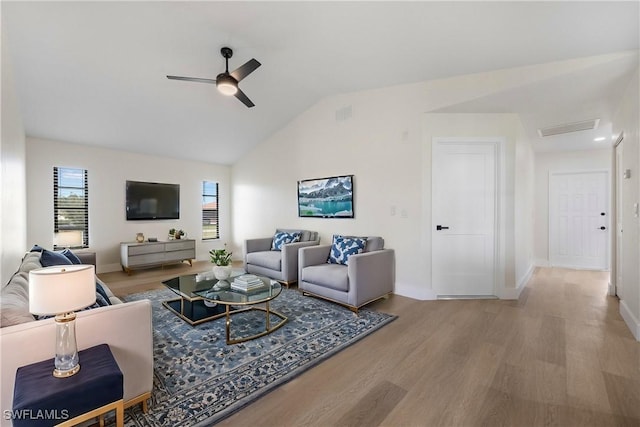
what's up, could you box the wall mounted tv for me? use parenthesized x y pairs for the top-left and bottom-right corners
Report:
(126, 181), (180, 220)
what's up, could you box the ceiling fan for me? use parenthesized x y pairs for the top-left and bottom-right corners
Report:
(167, 47), (261, 108)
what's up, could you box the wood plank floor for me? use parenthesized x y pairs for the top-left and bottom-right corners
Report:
(99, 264), (640, 426)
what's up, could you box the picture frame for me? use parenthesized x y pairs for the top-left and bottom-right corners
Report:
(297, 175), (354, 218)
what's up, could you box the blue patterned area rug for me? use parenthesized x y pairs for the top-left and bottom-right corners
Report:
(122, 288), (396, 426)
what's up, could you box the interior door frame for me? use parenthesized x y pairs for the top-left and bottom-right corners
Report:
(431, 137), (506, 297)
(613, 133), (624, 296)
(548, 169), (611, 270)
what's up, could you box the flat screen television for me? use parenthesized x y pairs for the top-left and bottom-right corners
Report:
(126, 180), (180, 220)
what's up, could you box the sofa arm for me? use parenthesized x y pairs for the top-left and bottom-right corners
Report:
(0, 300), (153, 422)
(299, 245), (331, 269)
(348, 249), (395, 307)
(76, 251), (96, 267)
(244, 237), (273, 259)
(281, 240), (321, 282)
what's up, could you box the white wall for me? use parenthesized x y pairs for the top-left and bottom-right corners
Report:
(232, 68), (537, 300)
(533, 149), (612, 266)
(612, 66), (640, 340)
(514, 121), (535, 291)
(26, 138), (231, 273)
(1, 29), (27, 285)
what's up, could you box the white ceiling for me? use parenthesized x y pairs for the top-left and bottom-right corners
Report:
(3, 1), (639, 164)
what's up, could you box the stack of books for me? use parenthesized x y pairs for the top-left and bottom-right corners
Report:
(231, 274), (266, 292)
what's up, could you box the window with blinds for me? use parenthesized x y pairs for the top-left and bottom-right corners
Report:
(202, 181), (219, 240)
(54, 167), (89, 249)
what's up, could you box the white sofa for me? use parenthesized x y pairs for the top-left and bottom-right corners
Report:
(0, 251), (153, 425)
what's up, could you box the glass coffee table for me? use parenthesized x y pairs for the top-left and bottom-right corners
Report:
(162, 272), (287, 344)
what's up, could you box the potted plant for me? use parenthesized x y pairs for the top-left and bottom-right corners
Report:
(168, 228), (176, 240)
(174, 229), (185, 240)
(209, 245), (233, 280)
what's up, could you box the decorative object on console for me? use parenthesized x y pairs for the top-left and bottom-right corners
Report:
(136, 233), (145, 243)
(298, 175), (354, 218)
(28, 265), (96, 377)
(169, 228), (185, 240)
(210, 245), (233, 280)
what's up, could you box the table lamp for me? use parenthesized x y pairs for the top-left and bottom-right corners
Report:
(29, 265), (96, 378)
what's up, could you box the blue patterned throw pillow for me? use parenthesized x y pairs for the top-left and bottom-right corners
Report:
(271, 231), (302, 251)
(40, 249), (73, 267)
(61, 248), (82, 264)
(328, 235), (367, 265)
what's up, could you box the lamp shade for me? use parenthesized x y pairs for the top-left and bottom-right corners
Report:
(29, 265), (96, 315)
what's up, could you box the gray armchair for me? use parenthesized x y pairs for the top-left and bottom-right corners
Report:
(298, 236), (394, 313)
(244, 229), (320, 286)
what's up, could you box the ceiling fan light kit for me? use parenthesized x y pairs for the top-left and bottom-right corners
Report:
(216, 74), (238, 96)
(167, 46), (260, 107)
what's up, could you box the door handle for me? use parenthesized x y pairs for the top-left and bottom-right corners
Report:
(600, 226), (606, 230)
(436, 225), (450, 230)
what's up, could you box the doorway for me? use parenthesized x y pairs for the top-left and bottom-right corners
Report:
(548, 170), (609, 270)
(432, 139), (499, 297)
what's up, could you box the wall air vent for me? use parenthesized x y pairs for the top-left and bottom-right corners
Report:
(537, 119), (600, 137)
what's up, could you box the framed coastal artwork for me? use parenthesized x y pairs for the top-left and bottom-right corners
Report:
(297, 175), (354, 218)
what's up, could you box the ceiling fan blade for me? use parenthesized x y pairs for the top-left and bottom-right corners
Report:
(230, 59), (261, 82)
(167, 75), (216, 84)
(234, 88), (255, 108)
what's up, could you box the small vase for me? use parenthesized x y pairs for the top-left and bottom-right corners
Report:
(213, 265), (231, 281)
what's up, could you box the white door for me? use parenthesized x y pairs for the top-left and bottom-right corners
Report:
(549, 171), (609, 270)
(432, 140), (496, 296)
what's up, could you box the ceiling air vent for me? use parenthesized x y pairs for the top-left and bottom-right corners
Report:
(538, 119), (600, 137)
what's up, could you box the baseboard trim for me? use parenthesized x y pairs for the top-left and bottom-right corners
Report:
(608, 281), (616, 296)
(499, 263), (534, 300)
(534, 259), (550, 267)
(620, 299), (640, 341)
(394, 282), (437, 301)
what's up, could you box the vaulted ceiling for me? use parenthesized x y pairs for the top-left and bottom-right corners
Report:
(3, 1), (638, 164)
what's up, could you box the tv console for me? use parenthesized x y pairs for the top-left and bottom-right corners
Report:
(120, 239), (195, 275)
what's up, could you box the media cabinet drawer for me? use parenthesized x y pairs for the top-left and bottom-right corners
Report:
(127, 253), (165, 266)
(128, 243), (165, 256)
(165, 240), (195, 252)
(164, 249), (195, 261)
